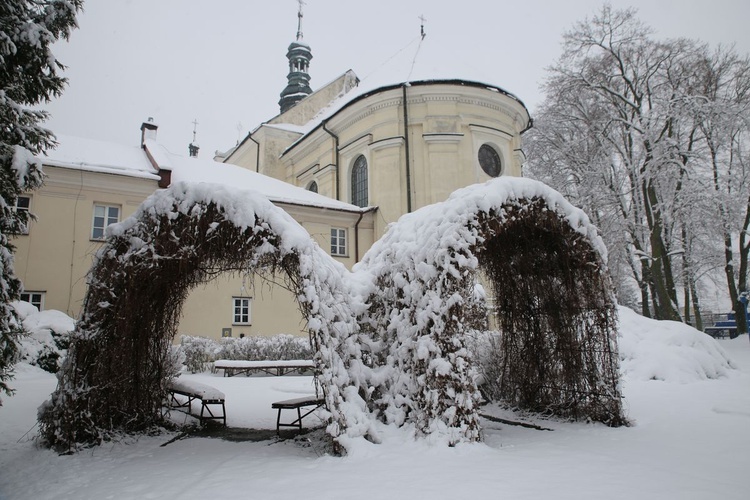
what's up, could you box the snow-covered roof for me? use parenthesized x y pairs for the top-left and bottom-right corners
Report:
(146, 140), (366, 212)
(41, 134), (160, 180)
(39, 134), (368, 213)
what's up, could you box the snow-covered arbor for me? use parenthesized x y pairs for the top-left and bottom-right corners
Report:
(353, 178), (626, 440)
(39, 177), (625, 453)
(38, 183), (368, 452)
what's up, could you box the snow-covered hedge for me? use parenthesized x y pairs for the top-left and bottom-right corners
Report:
(179, 334), (312, 373)
(12, 301), (75, 373)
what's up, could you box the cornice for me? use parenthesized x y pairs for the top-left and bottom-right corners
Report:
(422, 133), (464, 144)
(370, 136), (405, 151)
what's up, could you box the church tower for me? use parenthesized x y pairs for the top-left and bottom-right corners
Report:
(278, 1), (313, 113)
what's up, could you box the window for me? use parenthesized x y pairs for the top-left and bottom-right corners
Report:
(307, 181), (318, 193)
(351, 155), (368, 207)
(15, 196), (30, 214)
(20, 291), (44, 311)
(330, 228), (347, 256)
(92, 204), (120, 240)
(13, 196), (31, 234)
(233, 297), (251, 325)
(478, 144), (502, 177)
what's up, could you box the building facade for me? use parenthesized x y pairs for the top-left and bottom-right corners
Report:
(13, 14), (531, 341)
(13, 128), (374, 339)
(225, 78), (531, 239)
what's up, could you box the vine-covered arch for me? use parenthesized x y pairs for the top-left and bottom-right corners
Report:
(354, 178), (625, 444)
(39, 177), (625, 452)
(39, 183), (368, 452)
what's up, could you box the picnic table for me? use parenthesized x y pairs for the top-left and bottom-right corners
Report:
(213, 359), (316, 377)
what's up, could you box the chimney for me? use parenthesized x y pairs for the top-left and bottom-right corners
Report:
(140, 117), (158, 146)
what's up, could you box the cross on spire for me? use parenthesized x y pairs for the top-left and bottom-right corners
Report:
(188, 118), (200, 157)
(296, 0), (305, 40)
(191, 118), (199, 143)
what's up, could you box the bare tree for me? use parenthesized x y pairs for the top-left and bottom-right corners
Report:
(528, 6), (750, 328)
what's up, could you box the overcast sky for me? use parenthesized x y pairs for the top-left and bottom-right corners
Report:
(44, 0), (750, 161)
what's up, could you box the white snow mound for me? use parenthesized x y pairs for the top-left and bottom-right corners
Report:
(618, 306), (736, 383)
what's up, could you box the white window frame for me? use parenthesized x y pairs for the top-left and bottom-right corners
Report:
(330, 227), (347, 256)
(20, 291), (45, 311)
(92, 203), (121, 240)
(232, 297), (251, 325)
(14, 195), (31, 234)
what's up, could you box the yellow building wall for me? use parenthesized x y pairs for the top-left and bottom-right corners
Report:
(12, 166), (158, 318)
(13, 163), (376, 343)
(177, 203), (375, 340)
(279, 82), (530, 240)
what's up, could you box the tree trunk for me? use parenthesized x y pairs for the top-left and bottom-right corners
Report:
(643, 180), (682, 321)
(690, 279), (704, 332)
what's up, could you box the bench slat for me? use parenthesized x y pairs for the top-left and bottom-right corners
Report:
(272, 396), (325, 409)
(169, 379), (225, 400)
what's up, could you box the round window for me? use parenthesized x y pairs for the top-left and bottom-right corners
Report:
(478, 144), (502, 177)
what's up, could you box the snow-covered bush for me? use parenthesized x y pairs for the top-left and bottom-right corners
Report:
(179, 335), (220, 373)
(12, 301), (75, 373)
(179, 334), (312, 373)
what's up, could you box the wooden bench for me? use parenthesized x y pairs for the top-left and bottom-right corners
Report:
(166, 379), (226, 426)
(704, 326), (736, 339)
(213, 359), (315, 377)
(271, 396), (325, 434)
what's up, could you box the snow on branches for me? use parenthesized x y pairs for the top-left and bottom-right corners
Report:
(1, 0), (82, 403)
(39, 177), (626, 453)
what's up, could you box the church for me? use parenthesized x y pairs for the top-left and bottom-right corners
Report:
(12, 8), (531, 340)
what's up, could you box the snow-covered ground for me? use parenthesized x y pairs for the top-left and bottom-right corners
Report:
(1, 308), (748, 499)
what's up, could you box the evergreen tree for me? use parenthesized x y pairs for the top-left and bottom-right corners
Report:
(0, 0), (82, 402)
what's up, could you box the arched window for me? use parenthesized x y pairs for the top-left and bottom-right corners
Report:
(307, 181), (318, 193)
(351, 155), (368, 207)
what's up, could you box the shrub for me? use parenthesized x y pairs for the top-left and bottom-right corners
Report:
(13, 302), (75, 373)
(179, 334), (312, 373)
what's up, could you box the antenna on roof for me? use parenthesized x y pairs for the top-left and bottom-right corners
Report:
(407, 15), (427, 82)
(296, 0), (305, 40)
(189, 118), (200, 158)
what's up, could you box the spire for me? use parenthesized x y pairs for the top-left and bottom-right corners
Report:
(279, 0), (313, 113)
(188, 118), (200, 157)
